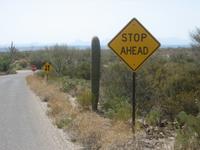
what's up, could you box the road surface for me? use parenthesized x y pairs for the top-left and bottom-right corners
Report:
(0, 71), (80, 150)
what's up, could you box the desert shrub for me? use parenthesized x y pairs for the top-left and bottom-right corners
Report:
(56, 116), (72, 129)
(61, 76), (89, 95)
(101, 62), (132, 102)
(137, 54), (200, 120)
(47, 45), (69, 76)
(36, 70), (46, 78)
(160, 62), (200, 120)
(18, 59), (29, 68)
(61, 76), (78, 92)
(29, 50), (49, 69)
(0, 56), (16, 74)
(103, 97), (131, 121)
(46, 45), (90, 79)
(101, 49), (200, 122)
(113, 101), (132, 121)
(0, 54), (11, 72)
(12, 59), (29, 70)
(175, 111), (200, 149)
(7, 67), (16, 74)
(74, 62), (90, 80)
(146, 108), (162, 126)
(14, 63), (23, 70)
(6, 64), (16, 74)
(176, 111), (188, 127)
(77, 88), (92, 110)
(136, 57), (167, 116)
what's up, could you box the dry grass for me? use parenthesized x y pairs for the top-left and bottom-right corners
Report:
(26, 75), (136, 149)
(27, 76), (75, 122)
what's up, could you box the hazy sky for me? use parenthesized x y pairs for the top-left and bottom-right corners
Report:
(0, 0), (200, 46)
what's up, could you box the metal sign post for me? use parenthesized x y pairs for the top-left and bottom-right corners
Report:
(132, 72), (136, 132)
(43, 63), (52, 82)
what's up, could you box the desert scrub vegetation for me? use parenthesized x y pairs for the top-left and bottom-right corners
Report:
(24, 36), (200, 149)
(175, 111), (200, 149)
(76, 88), (92, 110)
(60, 76), (89, 95)
(0, 42), (32, 74)
(0, 53), (12, 73)
(27, 46), (200, 121)
(0, 53), (17, 74)
(26, 75), (136, 149)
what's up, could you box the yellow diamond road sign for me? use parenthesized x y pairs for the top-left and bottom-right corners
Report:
(108, 18), (160, 71)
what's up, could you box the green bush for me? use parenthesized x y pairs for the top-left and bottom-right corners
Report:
(29, 50), (49, 69)
(7, 68), (16, 74)
(60, 76), (89, 96)
(175, 111), (200, 149)
(36, 70), (46, 78)
(103, 97), (131, 121)
(46, 45), (90, 78)
(101, 62), (132, 119)
(101, 62), (132, 100)
(14, 63), (23, 70)
(176, 111), (188, 127)
(0, 54), (11, 72)
(113, 101), (132, 121)
(19, 60), (28, 68)
(146, 108), (162, 126)
(61, 76), (78, 92)
(11, 59), (29, 70)
(75, 62), (90, 80)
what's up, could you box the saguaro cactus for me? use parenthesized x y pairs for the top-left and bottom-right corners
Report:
(9, 41), (17, 63)
(91, 36), (101, 111)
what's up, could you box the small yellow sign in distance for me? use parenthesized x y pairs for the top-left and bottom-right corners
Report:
(43, 63), (52, 73)
(108, 18), (160, 72)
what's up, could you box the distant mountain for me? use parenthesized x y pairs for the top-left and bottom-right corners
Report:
(0, 45), (46, 52)
(0, 47), (7, 52)
(0, 37), (191, 52)
(159, 37), (190, 48)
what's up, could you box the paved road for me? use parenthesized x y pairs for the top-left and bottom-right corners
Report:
(0, 71), (79, 150)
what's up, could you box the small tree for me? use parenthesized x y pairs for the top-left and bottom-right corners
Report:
(48, 45), (70, 76)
